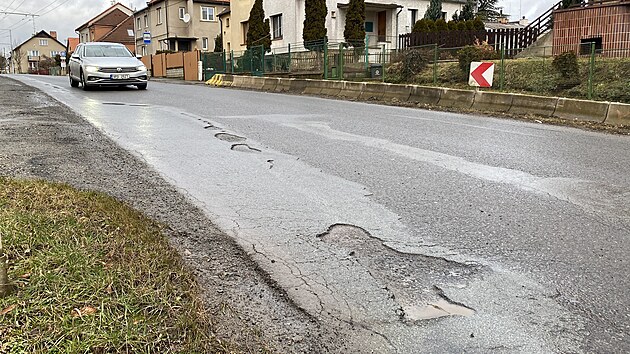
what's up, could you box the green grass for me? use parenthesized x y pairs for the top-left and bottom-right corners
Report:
(389, 57), (630, 103)
(0, 178), (230, 353)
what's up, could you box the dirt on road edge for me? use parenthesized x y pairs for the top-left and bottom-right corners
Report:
(0, 75), (345, 353)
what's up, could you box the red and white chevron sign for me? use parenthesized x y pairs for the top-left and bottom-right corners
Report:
(469, 62), (495, 88)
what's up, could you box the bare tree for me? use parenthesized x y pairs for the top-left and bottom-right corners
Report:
(12, 46), (24, 74)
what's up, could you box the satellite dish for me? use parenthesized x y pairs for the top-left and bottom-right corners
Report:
(183, 13), (191, 23)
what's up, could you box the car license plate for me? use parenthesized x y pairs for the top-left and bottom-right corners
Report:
(111, 74), (130, 80)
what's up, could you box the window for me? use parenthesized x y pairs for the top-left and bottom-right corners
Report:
(144, 14), (148, 27)
(157, 7), (162, 24)
(441, 11), (447, 20)
(179, 7), (186, 19)
(142, 46), (146, 56)
(202, 37), (209, 50)
(27, 50), (40, 57)
(226, 18), (230, 27)
(409, 9), (418, 27)
(50, 51), (60, 57)
(365, 22), (374, 33)
(581, 37), (603, 54)
(136, 17), (141, 30)
(201, 6), (215, 21)
(241, 21), (248, 44)
(271, 14), (282, 39)
(39, 39), (48, 46)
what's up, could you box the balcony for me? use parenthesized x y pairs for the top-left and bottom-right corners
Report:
(27, 56), (40, 61)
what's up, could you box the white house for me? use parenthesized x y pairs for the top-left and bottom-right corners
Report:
(262, 0), (468, 51)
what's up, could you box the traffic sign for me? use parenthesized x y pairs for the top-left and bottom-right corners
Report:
(143, 32), (151, 44)
(469, 62), (495, 88)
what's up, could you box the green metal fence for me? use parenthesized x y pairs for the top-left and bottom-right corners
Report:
(386, 42), (630, 103)
(202, 38), (630, 103)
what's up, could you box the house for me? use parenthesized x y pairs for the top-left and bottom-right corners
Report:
(221, 0), (467, 53)
(75, 2), (135, 52)
(552, 0), (630, 57)
(134, 0), (230, 56)
(66, 37), (80, 56)
(12, 30), (66, 74)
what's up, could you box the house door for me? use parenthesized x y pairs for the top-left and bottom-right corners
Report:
(378, 11), (386, 42)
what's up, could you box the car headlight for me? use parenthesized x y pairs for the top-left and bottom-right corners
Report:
(137, 65), (146, 71)
(85, 65), (99, 73)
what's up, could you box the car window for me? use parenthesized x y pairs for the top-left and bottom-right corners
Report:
(84, 45), (132, 58)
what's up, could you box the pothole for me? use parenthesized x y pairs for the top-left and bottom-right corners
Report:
(231, 143), (261, 153)
(404, 298), (475, 320)
(215, 132), (246, 142)
(318, 224), (481, 323)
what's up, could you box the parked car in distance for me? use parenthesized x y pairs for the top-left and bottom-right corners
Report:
(69, 42), (148, 90)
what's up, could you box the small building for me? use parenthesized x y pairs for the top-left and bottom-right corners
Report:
(553, 1), (630, 57)
(134, 0), (230, 56)
(75, 2), (135, 52)
(12, 30), (66, 74)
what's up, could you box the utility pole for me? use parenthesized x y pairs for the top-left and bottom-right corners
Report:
(0, 29), (14, 73)
(0, 11), (40, 35)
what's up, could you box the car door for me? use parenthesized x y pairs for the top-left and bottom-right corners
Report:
(69, 45), (82, 79)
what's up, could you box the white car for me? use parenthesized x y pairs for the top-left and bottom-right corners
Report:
(69, 42), (148, 90)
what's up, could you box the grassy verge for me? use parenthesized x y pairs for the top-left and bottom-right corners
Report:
(0, 178), (229, 353)
(388, 57), (630, 104)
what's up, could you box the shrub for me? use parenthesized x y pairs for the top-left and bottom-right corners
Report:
(412, 18), (429, 33)
(426, 19), (436, 32)
(456, 21), (468, 31)
(473, 17), (485, 30)
(447, 20), (458, 31)
(388, 48), (433, 83)
(465, 20), (475, 30)
(457, 41), (500, 75)
(435, 19), (448, 32)
(552, 51), (580, 89)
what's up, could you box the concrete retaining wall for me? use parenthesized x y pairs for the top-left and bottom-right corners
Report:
(225, 75), (629, 127)
(554, 98), (608, 123)
(605, 103), (630, 126)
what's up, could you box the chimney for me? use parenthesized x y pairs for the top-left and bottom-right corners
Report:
(50, 31), (57, 39)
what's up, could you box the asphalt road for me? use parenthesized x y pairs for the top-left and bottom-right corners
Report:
(11, 75), (630, 353)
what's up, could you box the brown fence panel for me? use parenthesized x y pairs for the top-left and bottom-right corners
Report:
(183, 50), (199, 81)
(141, 55), (152, 75)
(152, 54), (166, 77)
(166, 52), (184, 69)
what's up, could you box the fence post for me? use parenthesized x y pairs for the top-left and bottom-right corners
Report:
(339, 43), (344, 80)
(382, 44), (386, 83)
(230, 50), (234, 73)
(222, 50), (227, 74)
(365, 34), (369, 71)
(500, 43), (505, 91)
(261, 45), (265, 75)
(588, 42), (596, 100)
(324, 37), (329, 80)
(433, 44), (438, 85)
(288, 43), (292, 73)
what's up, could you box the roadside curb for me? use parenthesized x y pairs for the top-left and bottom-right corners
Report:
(220, 75), (630, 126)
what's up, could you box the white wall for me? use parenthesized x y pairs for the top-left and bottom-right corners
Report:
(263, 0), (466, 51)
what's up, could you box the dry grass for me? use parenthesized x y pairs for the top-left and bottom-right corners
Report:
(0, 178), (233, 353)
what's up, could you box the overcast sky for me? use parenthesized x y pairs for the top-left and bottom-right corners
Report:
(0, 0), (557, 55)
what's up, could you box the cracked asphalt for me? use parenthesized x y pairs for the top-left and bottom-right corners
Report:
(5, 74), (630, 352)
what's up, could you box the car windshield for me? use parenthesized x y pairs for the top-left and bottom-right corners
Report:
(84, 45), (132, 58)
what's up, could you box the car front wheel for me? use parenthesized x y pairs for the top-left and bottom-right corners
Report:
(70, 74), (79, 88)
(81, 71), (91, 91)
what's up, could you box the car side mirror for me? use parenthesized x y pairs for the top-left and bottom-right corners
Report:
(136, 54), (142, 59)
(71, 54), (79, 59)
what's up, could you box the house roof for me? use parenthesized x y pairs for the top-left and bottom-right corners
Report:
(76, 2), (133, 32)
(13, 30), (66, 52)
(97, 15), (135, 44)
(67, 37), (80, 52)
(218, 9), (230, 17)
